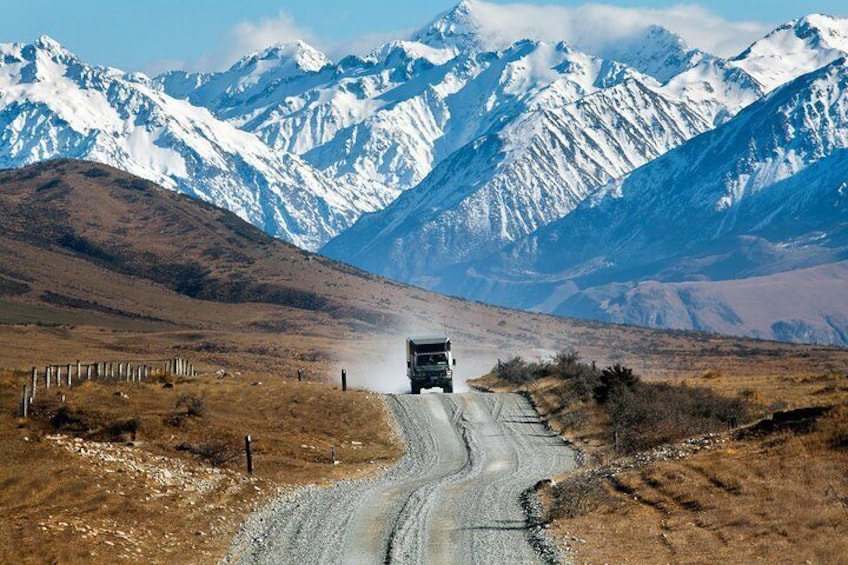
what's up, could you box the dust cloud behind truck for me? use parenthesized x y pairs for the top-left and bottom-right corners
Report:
(406, 336), (455, 394)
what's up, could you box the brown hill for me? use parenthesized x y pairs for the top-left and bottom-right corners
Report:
(1, 159), (846, 384)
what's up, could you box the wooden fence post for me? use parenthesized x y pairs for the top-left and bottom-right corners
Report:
(20, 384), (28, 418)
(297, 369), (303, 382)
(66, 366), (72, 388)
(87, 364), (92, 380)
(245, 435), (253, 475)
(341, 369), (347, 392)
(76, 361), (81, 382)
(30, 368), (37, 401)
(330, 446), (336, 464)
(45, 366), (51, 389)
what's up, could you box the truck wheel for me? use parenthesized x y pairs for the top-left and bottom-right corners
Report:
(444, 383), (453, 393)
(411, 383), (421, 395)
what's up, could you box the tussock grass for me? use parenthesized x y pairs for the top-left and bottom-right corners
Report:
(555, 406), (848, 564)
(471, 355), (848, 564)
(0, 368), (402, 564)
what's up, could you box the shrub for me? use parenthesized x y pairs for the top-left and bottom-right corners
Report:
(178, 438), (241, 467)
(491, 350), (600, 388)
(176, 393), (206, 418)
(548, 474), (608, 520)
(604, 379), (751, 454)
(493, 356), (538, 385)
(594, 364), (640, 405)
(90, 418), (139, 442)
(51, 406), (88, 433)
(819, 405), (848, 451)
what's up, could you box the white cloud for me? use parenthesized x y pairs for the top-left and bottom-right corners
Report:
(459, 1), (771, 58)
(182, 10), (407, 71)
(180, 2), (773, 74)
(328, 28), (418, 61)
(193, 10), (319, 71)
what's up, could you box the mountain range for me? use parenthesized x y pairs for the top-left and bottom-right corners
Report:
(2, 1), (848, 345)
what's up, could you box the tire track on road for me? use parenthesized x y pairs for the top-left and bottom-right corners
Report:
(222, 393), (577, 565)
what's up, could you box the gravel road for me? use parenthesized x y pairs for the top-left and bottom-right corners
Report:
(222, 392), (577, 564)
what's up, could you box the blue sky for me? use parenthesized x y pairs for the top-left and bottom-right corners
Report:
(4, 1), (847, 74)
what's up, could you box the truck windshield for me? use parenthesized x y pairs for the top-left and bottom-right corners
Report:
(419, 353), (447, 366)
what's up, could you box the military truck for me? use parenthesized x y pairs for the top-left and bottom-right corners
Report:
(406, 335), (455, 394)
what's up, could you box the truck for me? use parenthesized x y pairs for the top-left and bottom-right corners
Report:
(406, 335), (455, 394)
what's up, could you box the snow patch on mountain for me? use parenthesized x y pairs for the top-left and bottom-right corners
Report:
(438, 58), (848, 345)
(0, 37), (358, 249)
(322, 76), (711, 282)
(731, 14), (848, 92)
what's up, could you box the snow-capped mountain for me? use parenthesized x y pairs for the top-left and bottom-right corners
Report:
(155, 40), (333, 122)
(660, 58), (763, 126)
(159, 1), (746, 219)
(322, 76), (711, 283)
(442, 58), (848, 344)
(7, 2), (848, 346)
(0, 36), (360, 249)
(595, 25), (709, 84)
(730, 13), (848, 92)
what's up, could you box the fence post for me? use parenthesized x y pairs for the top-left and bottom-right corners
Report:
(76, 361), (81, 382)
(87, 364), (92, 380)
(297, 369), (302, 382)
(30, 367), (37, 401)
(341, 369), (347, 392)
(245, 435), (253, 475)
(66, 366), (72, 388)
(45, 366), (51, 389)
(20, 384), (28, 418)
(330, 446), (336, 464)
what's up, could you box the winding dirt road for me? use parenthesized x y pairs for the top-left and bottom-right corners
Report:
(223, 392), (577, 564)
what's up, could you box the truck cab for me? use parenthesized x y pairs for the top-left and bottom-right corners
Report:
(406, 336), (455, 394)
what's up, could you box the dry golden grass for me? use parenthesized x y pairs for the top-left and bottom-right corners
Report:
(472, 369), (848, 563)
(0, 368), (402, 564)
(554, 407), (848, 564)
